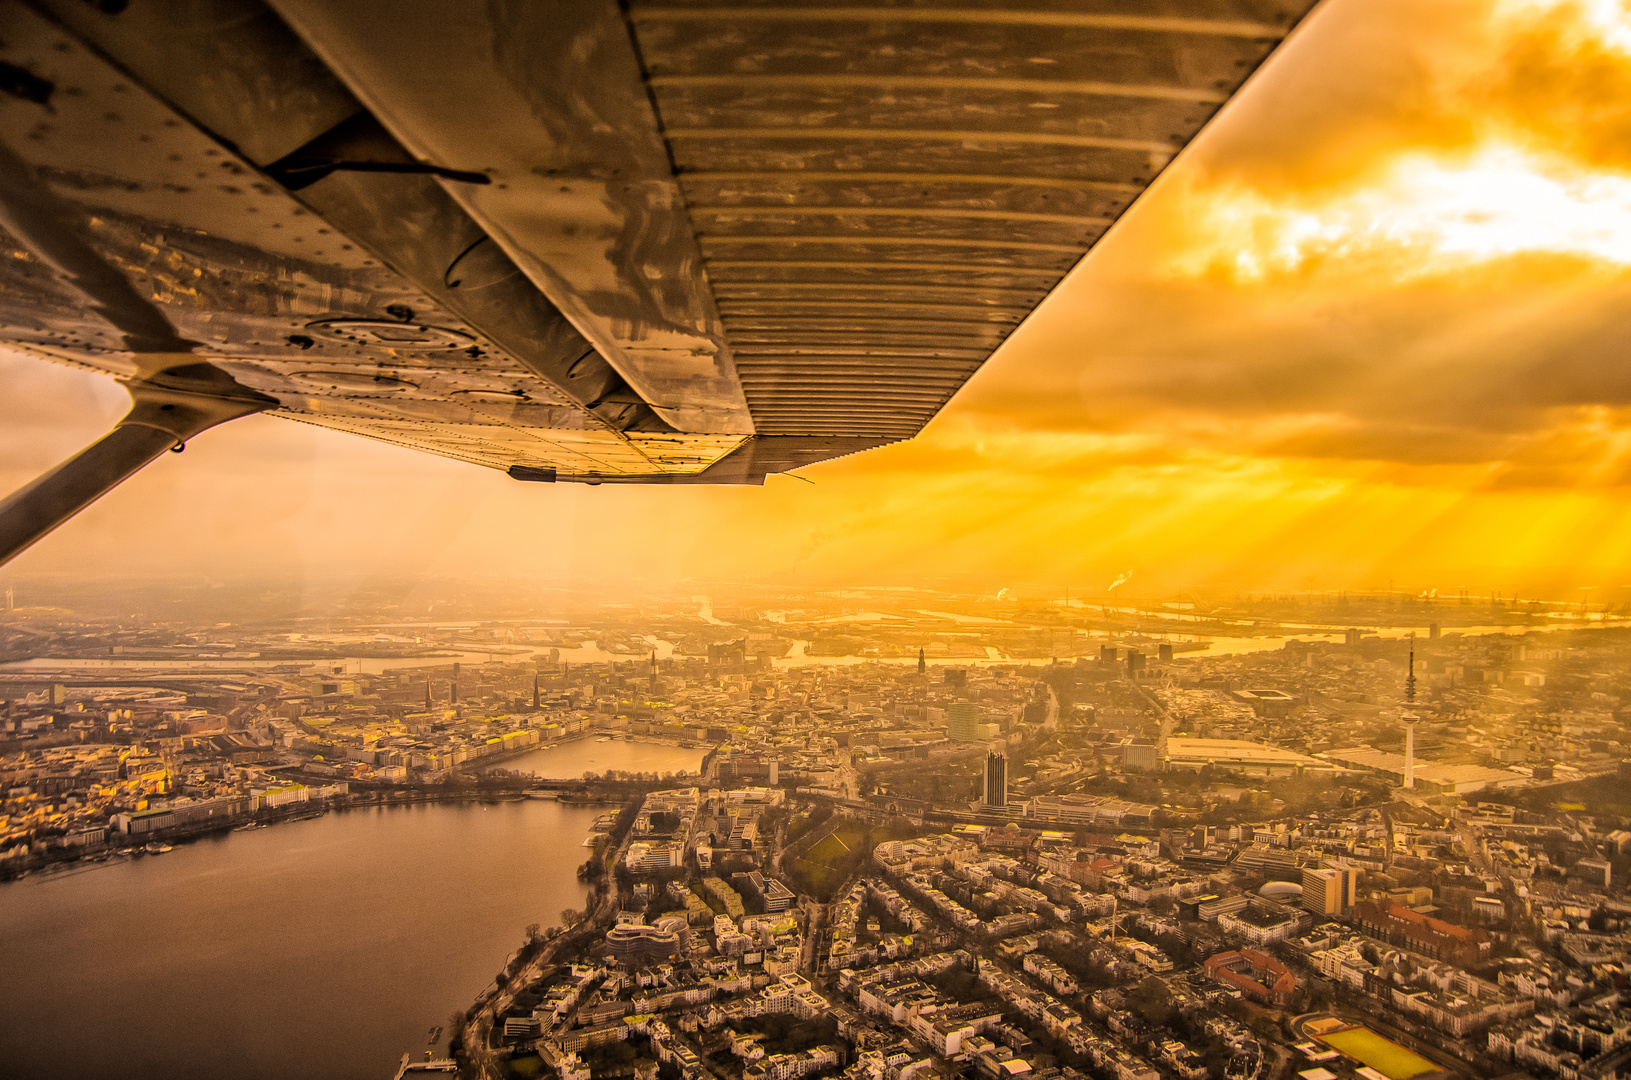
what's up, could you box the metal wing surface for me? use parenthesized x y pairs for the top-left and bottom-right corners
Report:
(0, 0), (1320, 561)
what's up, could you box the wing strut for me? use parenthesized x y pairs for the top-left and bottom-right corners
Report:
(0, 366), (275, 567)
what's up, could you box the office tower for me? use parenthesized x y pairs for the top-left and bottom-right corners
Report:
(984, 749), (1008, 808)
(1302, 868), (1342, 914)
(918, 647), (926, 676)
(947, 701), (983, 741)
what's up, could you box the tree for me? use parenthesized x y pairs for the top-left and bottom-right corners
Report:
(524, 922), (542, 943)
(1127, 976), (1174, 1028)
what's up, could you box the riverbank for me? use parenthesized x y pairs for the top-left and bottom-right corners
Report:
(0, 777), (677, 883)
(491, 733), (708, 780)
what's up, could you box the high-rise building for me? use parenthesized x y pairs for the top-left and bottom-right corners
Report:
(984, 749), (1008, 808)
(947, 701), (983, 741)
(1302, 868), (1342, 914)
(1302, 866), (1360, 914)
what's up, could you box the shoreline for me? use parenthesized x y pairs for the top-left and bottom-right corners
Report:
(0, 780), (671, 884)
(478, 730), (710, 775)
(2, 735), (705, 883)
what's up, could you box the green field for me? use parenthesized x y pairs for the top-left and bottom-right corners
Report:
(1322, 1029), (1437, 1079)
(788, 818), (921, 900)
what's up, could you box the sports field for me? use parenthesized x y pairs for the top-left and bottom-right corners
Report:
(1321, 1028), (1437, 1079)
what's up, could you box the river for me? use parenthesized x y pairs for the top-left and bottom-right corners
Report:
(0, 800), (599, 1080)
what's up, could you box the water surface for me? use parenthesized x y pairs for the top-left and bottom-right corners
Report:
(501, 738), (706, 779)
(0, 800), (597, 1080)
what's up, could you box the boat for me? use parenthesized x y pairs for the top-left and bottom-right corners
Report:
(143, 842), (173, 854)
(596, 737), (611, 743)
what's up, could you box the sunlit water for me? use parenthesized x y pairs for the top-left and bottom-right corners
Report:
(499, 739), (707, 779)
(0, 800), (598, 1080)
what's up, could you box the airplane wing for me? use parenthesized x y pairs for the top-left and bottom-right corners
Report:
(0, 0), (1320, 562)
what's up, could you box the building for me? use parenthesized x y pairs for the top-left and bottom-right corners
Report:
(1351, 902), (1491, 965)
(1118, 738), (1159, 771)
(1575, 858), (1613, 888)
(1163, 738), (1322, 777)
(1203, 949), (1297, 1006)
(733, 870), (796, 913)
(947, 702), (984, 742)
(112, 794), (254, 834)
(603, 920), (682, 962)
(1234, 689), (1296, 718)
(1319, 747), (1525, 793)
(1302, 867), (1359, 915)
(983, 749), (1008, 808)
(625, 841), (684, 873)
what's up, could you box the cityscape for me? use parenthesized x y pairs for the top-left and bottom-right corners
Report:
(5, 583), (1631, 1080)
(7, 0), (1631, 1078)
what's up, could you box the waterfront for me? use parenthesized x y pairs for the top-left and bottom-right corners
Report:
(0, 800), (599, 1080)
(500, 737), (707, 779)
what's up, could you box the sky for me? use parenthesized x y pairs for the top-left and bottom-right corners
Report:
(8, 0), (1631, 601)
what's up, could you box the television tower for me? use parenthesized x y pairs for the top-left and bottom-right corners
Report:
(1403, 633), (1418, 791)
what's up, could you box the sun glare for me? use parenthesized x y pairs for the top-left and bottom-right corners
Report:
(1178, 145), (1631, 282)
(1498, 0), (1631, 51)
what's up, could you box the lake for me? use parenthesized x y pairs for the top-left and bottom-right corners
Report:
(499, 738), (707, 779)
(0, 800), (599, 1080)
